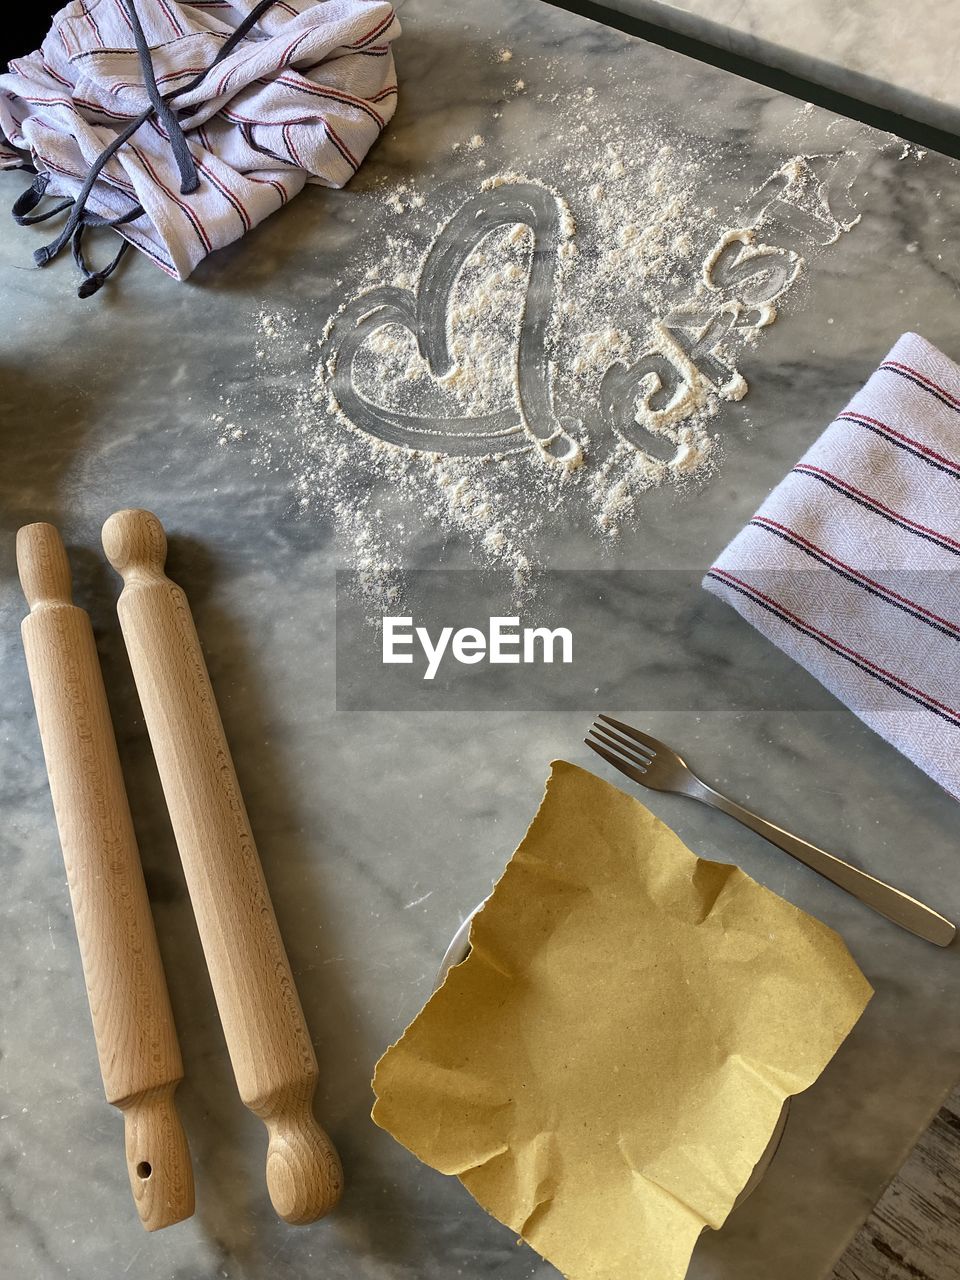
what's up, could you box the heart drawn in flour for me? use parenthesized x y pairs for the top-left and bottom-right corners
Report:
(321, 183), (582, 466)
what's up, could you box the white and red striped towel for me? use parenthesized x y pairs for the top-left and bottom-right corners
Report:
(0, 0), (400, 280)
(704, 332), (960, 801)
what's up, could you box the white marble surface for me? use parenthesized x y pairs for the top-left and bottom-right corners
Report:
(2, 1), (960, 1279)
(598, 0), (960, 134)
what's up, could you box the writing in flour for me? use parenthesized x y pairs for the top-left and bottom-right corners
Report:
(322, 183), (581, 466)
(601, 153), (862, 450)
(322, 155), (860, 476)
(226, 74), (912, 602)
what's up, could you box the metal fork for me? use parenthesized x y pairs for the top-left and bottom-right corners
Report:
(585, 714), (956, 948)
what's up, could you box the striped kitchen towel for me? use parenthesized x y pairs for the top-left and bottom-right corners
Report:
(704, 332), (960, 801)
(0, 0), (399, 289)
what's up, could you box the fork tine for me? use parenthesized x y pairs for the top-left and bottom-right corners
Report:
(597, 714), (664, 756)
(590, 725), (652, 770)
(584, 735), (648, 782)
(592, 719), (654, 759)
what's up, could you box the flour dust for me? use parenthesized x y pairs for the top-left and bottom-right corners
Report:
(215, 57), (892, 603)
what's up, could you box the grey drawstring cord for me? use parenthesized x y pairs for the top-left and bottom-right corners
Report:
(120, 0), (199, 196)
(30, 109), (151, 273)
(12, 172), (73, 225)
(16, 0), (278, 297)
(73, 222), (133, 298)
(17, 168), (141, 294)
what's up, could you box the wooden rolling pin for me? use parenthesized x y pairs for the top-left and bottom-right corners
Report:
(101, 509), (343, 1226)
(17, 522), (194, 1231)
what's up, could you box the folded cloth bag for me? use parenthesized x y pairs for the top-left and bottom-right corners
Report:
(0, 0), (399, 290)
(705, 332), (960, 801)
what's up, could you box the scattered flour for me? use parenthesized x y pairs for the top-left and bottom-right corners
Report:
(220, 55), (874, 604)
(572, 328), (632, 376)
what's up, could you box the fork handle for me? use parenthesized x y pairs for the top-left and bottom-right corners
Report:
(693, 781), (956, 947)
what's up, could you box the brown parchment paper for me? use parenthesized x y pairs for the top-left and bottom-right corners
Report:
(372, 761), (873, 1280)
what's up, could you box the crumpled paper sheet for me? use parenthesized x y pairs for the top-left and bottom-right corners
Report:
(372, 761), (873, 1280)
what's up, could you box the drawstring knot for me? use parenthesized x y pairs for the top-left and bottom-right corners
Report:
(72, 222), (131, 298)
(76, 270), (115, 299)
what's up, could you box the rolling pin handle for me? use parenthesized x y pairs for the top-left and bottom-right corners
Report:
(121, 1084), (195, 1232)
(263, 1090), (344, 1225)
(101, 509), (168, 581)
(17, 522), (74, 610)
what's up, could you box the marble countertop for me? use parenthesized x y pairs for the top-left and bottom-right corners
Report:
(2, 1), (960, 1278)
(596, 0), (960, 135)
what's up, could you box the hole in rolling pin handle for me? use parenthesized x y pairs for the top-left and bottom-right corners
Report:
(136, 1161), (152, 1180)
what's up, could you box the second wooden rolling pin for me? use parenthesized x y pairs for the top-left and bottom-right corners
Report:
(101, 509), (342, 1226)
(18, 522), (193, 1231)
